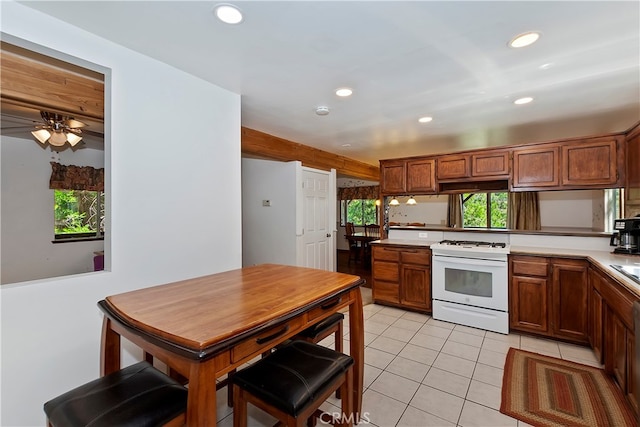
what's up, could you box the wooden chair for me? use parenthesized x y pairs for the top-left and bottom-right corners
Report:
(345, 222), (360, 265)
(43, 361), (187, 427)
(364, 224), (380, 238)
(231, 341), (354, 427)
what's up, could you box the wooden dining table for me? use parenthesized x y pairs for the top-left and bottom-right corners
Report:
(346, 231), (379, 264)
(98, 264), (365, 426)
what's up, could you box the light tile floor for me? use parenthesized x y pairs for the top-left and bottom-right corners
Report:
(216, 300), (601, 427)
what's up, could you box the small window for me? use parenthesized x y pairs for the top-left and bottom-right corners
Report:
(54, 190), (104, 240)
(341, 199), (378, 226)
(462, 192), (507, 228)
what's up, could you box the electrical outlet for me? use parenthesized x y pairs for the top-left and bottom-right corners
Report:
(418, 232), (428, 238)
(262, 200), (271, 207)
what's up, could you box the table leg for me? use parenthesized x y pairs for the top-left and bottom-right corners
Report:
(186, 360), (218, 426)
(348, 287), (364, 422)
(100, 316), (120, 376)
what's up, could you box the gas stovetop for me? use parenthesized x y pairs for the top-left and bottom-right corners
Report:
(430, 239), (510, 258)
(437, 240), (507, 248)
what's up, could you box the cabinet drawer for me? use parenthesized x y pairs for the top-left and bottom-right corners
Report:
(373, 281), (399, 304)
(511, 258), (548, 277)
(231, 317), (304, 363)
(307, 293), (353, 323)
(401, 250), (431, 265)
(373, 261), (399, 282)
(373, 246), (401, 261)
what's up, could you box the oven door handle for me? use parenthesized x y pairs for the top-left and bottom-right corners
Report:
(432, 256), (506, 267)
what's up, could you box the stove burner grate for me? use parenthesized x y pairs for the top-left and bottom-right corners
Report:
(438, 240), (506, 248)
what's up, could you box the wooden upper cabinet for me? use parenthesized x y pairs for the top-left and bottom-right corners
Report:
(437, 155), (470, 180)
(406, 159), (436, 193)
(380, 160), (406, 194)
(472, 150), (510, 177)
(512, 145), (560, 190)
(625, 123), (640, 211)
(562, 136), (621, 187)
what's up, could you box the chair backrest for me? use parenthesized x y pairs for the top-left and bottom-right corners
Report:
(365, 224), (380, 238)
(345, 222), (355, 236)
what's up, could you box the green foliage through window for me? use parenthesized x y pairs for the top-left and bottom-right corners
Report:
(54, 190), (104, 238)
(462, 192), (507, 228)
(342, 199), (378, 226)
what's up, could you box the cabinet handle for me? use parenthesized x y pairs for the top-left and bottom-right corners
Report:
(255, 325), (289, 344)
(320, 297), (342, 310)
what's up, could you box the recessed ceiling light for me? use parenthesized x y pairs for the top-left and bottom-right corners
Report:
(509, 31), (540, 48)
(514, 97), (534, 105)
(341, 143), (352, 147)
(418, 116), (433, 123)
(539, 63), (554, 70)
(214, 4), (243, 24)
(335, 88), (353, 97)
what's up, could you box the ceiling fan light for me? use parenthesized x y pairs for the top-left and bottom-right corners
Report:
(49, 131), (67, 146)
(66, 132), (83, 146)
(31, 129), (51, 144)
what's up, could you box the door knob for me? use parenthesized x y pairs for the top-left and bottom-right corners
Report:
(326, 233), (332, 237)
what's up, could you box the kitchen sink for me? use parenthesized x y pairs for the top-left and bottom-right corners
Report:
(611, 264), (640, 285)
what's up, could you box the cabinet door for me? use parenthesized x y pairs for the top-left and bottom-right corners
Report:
(406, 159), (436, 193)
(380, 160), (406, 194)
(589, 285), (604, 363)
(400, 264), (431, 311)
(626, 124), (640, 210)
(471, 150), (510, 177)
(626, 329), (637, 416)
(606, 307), (628, 391)
(509, 275), (549, 334)
(437, 155), (470, 180)
(551, 259), (589, 343)
(562, 137), (620, 187)
(512, 145), (560, 189)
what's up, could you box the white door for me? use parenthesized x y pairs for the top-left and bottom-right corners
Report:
(300, 168), (334, 270)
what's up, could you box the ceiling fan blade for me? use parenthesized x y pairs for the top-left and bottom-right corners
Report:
(64, 118), (87, 128)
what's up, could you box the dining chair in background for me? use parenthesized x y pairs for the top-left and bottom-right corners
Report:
(345, 222), (360, 265)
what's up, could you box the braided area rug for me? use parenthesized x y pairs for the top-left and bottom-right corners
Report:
(500, 348), (636, 426)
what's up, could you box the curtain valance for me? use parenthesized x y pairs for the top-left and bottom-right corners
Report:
(338, 185), (379, 200)
(49, 162), (104, 191)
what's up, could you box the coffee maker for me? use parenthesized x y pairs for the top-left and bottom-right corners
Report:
(610, 215), (640, 255)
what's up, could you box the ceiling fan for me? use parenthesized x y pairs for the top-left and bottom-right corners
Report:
(31, 111), (87, 148)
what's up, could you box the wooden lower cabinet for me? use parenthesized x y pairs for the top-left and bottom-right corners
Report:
(588, 268), (604, 363)
(509, 255), (589, 344)
(510, 256), (549, 334)
(550, 259), (589, 343)
(372, 244), (431, 312)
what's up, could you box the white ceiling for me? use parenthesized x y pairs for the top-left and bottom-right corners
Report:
(16, 1), (640, 167)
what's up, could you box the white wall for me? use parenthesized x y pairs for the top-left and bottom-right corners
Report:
(1, 137), (105, 283)
(0, 3), (242, 425)
(242, 159), (298, 266)
(538, 190), (599, 229)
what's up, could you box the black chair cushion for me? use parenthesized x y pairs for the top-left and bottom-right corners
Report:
(44, 361), (187, 427)
(298, 313), (344, 339)
(232, 340), (353, 416)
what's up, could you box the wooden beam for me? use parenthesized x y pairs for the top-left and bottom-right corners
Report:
(1, 46), (104, 120)
(241, 127), (380, 181)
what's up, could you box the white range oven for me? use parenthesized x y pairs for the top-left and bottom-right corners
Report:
(431, 240), (509, 334)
